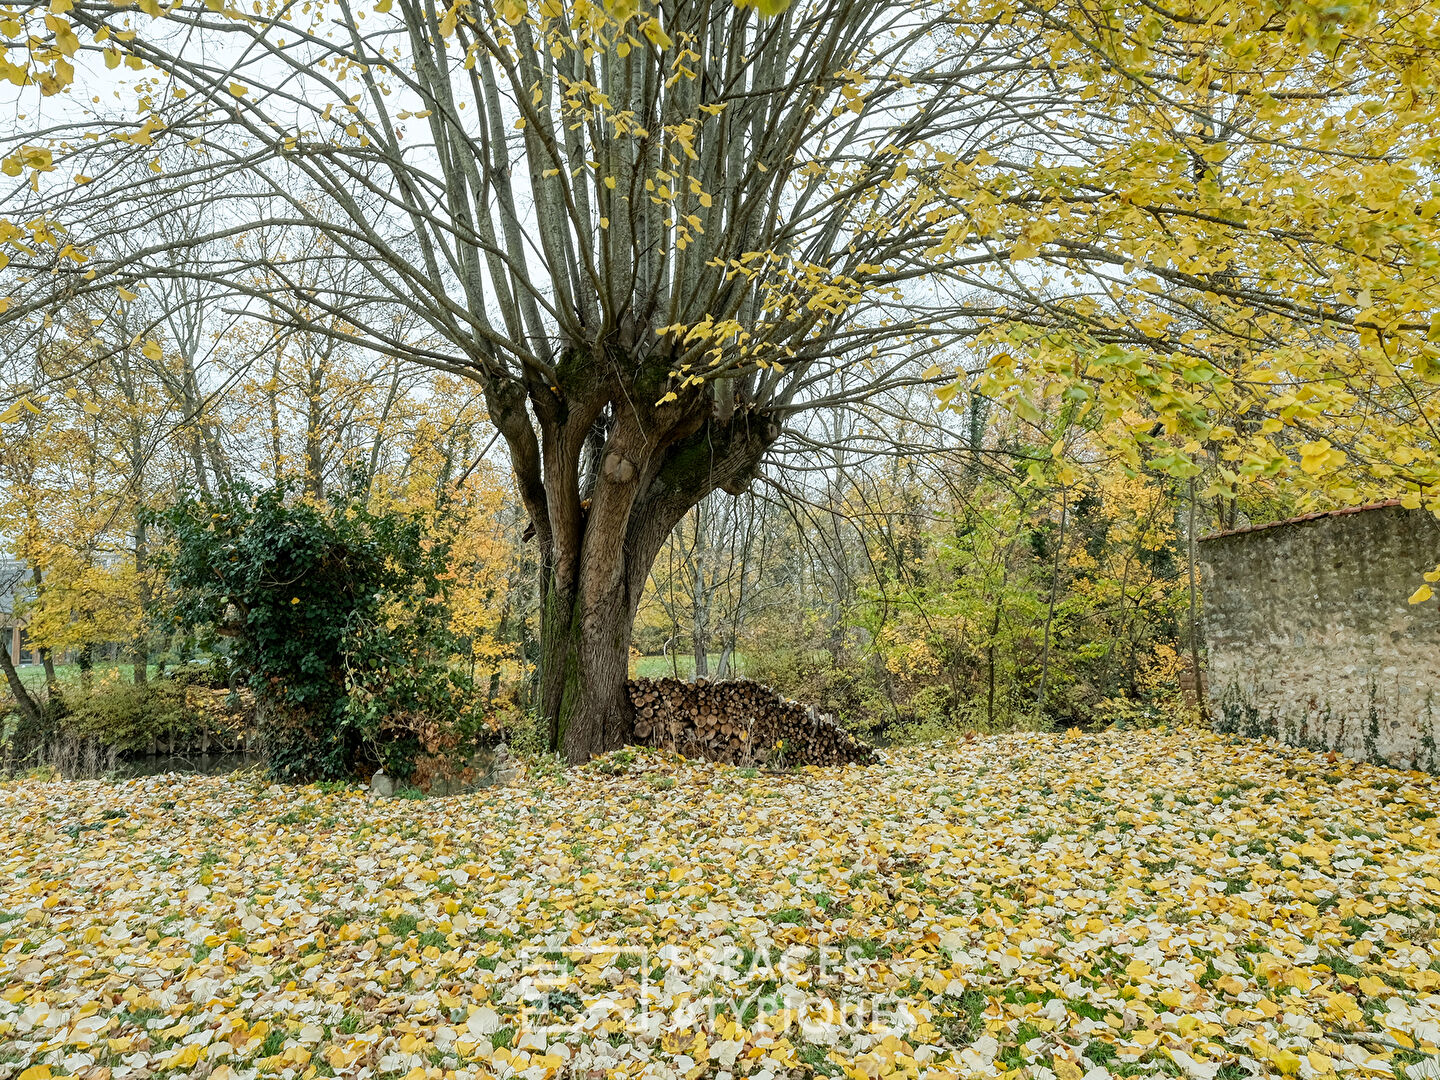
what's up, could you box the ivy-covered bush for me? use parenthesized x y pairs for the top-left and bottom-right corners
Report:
(342, 581), (490, 783)
(154, 478), (472, 781)
(164, 657), (235, 691)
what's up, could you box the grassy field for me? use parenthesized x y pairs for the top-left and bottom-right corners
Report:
(12, 660), (162, 690)
(2, 728), (1437, 1080)
(632, 652), (744, 679)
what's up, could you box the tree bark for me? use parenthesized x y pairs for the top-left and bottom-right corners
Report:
(537, 448), (694, 762)
(499, 360), (778, 764)
(691, 595), (710, 679)
(133, 519), (149, 685)
(0, 637), (43, 727)
(1187, 477), (1209, 722)
(1035, 486), (1068, 715)
(715, 639), (734, 681)
(538, 573), (641, 764)
(30, 568), (56, 688)
(690, 500), (711, 679)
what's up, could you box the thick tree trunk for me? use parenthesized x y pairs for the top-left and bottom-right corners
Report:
(78, 642), (95, 692)
(539, 578), (639, 764)
(534, 444), (772, 761)
(483, 349), (780, 766)
(537, 507), (658, 763)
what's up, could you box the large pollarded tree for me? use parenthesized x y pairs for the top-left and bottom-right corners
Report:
(2, 0), (1438, 760)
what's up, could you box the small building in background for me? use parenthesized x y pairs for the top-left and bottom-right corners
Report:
(1198, 501), (1440, 771)
(1, 558), (33, 667)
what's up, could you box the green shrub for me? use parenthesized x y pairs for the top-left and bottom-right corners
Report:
(743, 647), (880, 734)
(163, 658), (234, 691)
(500, 706), (553, 761)
(341, 597), (487, 782)
(885, 697), (1052, 744)
(64, 681), (198, 751)
(152, 475), (514, 785)
(745, 639), (1050, 744)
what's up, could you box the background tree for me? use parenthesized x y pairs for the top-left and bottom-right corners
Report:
(0, 326), (171, 690)
(639, 491), (779, 680)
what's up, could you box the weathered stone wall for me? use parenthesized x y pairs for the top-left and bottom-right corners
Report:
(1198, 505), (1440, 771)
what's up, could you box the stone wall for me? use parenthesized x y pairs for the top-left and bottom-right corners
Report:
(1198, 504), (1440, 771)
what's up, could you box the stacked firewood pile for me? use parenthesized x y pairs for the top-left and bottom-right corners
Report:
(627, 677), (876, 767)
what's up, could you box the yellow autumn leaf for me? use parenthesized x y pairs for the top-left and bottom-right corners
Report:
(48, 17), (80, 56)
(1272, 1050), (1302, 1075)
(165, 1044), (205, 1069)
(735, 0), (790, 16)
(640, 16), (672, 48)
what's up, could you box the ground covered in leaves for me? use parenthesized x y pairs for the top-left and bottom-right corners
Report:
(3, 730), (1440, 1080)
